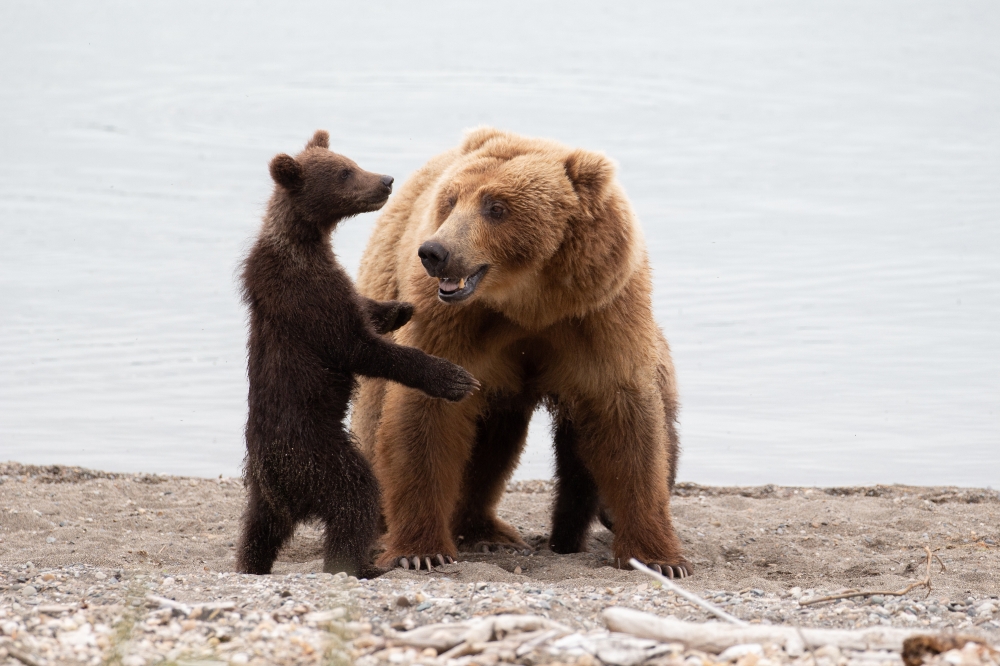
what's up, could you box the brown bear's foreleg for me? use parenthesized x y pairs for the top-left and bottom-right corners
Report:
(452, 392), (535, 552)
(359, 297), (414, 335)
(374, 389), (479, 570)
(571, 387), (691, 579)
(236, 479), (295, 575)
(549, 413), (601, 554)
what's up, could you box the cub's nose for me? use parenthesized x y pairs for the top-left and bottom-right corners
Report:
(418, 240), (449, 276)
(380, 174), (394, 191)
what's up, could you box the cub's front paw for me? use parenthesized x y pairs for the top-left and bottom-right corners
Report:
(386, 301), (414, 332)
(426, 358), (479, 402)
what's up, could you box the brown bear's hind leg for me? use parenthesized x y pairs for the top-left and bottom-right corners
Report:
(573, 389), (692, 579)
(236, 480), (295, 575)
(549, 414), (600, 554)
(452, 392), (534, 553)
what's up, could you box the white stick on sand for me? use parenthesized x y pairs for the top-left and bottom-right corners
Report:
(628, 558), (748, 626)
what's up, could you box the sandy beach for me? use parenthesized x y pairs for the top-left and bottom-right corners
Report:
(2, 462), (999, 665)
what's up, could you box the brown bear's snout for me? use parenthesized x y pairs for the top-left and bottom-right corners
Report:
(380, 174), (394, 192)
(418, 240), (449, 277)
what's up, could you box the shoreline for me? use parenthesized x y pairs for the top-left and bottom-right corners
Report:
(2, 462), (998, 665)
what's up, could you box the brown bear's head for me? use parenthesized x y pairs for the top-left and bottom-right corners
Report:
(417, 127), (644, 328)
(269, 130), (394, 232)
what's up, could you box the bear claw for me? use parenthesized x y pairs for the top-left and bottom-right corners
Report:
(397, 554), (454, 571)
(618, 558), (692, 579)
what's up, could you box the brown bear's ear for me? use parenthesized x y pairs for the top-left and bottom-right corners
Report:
(564, 149), (615, 200)
(269, 153), (304, 191)
(306, 130), (329, 149)
(461, 126), (505, 154)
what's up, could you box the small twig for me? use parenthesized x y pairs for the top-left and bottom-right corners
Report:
(629, 558), (748, 626)
(799, 547), (945, 607)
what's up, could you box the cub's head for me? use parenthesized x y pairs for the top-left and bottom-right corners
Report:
(269, 130), (394, 229)
(418, 127), (638, 326)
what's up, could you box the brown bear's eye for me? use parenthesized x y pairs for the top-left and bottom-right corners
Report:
(339, 169), (351, 181)
(488, 202), (506, 220)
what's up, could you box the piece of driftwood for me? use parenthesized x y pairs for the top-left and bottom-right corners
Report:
(629, 558), (748, 626)
(799, 546), (945, 606)
(0, 640), (45, 666)
(391, 614), (568, 653)
(603, 607), (918, 656)
(901, 635), (996, 666)
(394, 614), (686, 666)
(144, 594), (236, 619)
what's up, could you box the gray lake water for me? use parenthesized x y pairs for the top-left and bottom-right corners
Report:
(2, 2), (998, 486)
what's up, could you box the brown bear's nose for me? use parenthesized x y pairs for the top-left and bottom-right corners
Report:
(380, 174), (394, 191)
(418, 240), (449, 276)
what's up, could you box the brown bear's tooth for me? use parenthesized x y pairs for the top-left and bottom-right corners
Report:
(458, 278), (466, 289)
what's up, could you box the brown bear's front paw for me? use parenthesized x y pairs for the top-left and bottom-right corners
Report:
(425, 358), (480, 402)
(385, 553), (456, 571)
(617, 557), (693, 579)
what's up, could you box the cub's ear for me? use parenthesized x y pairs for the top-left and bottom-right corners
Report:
(269, 153), (304, 191)
(564, 149), (615, 199)
(306, 129), (329, 149)
(461, 126), (505, 154)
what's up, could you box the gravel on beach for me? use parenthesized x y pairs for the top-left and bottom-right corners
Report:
(2, 463), (999, 665)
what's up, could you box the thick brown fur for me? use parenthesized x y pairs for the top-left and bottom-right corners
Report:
(352, 127), (689, 576)
(238, 130), (477, 577)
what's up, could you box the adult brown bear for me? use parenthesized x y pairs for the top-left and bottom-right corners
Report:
(353, 127), (690, 577)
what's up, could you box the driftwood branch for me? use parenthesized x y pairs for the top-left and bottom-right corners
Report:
(628, 558), (748, 626)
(603, 607), (918, 656)
(1, 640), (45, 666)
(145, 594), (236, 619)
(799, 547), (946, 607)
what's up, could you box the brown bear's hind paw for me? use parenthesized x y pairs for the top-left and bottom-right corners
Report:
(471, 541), (532, 556)
(395, 554), (455, 571)
(617, 557), (693, 580)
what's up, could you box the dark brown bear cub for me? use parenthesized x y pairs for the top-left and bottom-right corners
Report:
(237, 130), (478, 577)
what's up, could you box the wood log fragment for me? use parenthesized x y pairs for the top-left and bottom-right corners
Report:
(603, 607), (918, 655)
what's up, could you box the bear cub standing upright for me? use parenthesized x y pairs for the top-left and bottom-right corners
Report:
(238, 130), (479, 577)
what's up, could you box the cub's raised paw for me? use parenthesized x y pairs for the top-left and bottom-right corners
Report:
(387, 302), (414, 332)
(618, 558), (693, 579)
(393, 554), (455, 571)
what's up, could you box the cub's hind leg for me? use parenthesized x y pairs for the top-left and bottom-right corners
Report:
(237, 479), (295, 575)
(319, 443), (381, 577)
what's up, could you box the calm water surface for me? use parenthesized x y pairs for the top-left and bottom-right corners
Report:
(1, 2), (998, 485)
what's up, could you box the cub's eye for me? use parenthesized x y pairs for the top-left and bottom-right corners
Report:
(488, 202), (506, 220)
(447, 195), (457, 208)
(339, 169), (352, 181)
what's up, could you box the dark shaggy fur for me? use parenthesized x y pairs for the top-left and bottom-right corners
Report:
(237, 130), (478, 577)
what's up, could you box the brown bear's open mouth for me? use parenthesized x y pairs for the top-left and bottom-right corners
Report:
(438, 265), (488, 303)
